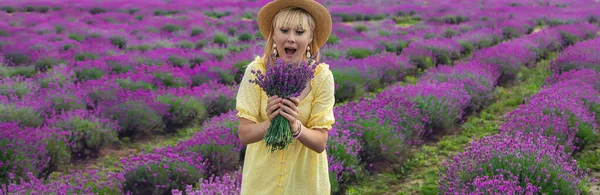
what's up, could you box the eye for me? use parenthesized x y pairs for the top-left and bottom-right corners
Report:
(280, 28), (289, 33)
(296, 30), (304, 35)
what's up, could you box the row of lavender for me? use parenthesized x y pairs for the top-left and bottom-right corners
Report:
(0, 11), (540, 195)
(0, 0), (539, 191)
(327, 23), (600, 194)
(2, 20), (595, 195)
(0, 1), (598, 195)
(0, 0), (557, 105)
(438, 36), (600, 194)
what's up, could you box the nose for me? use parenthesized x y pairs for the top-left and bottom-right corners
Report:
(286, 33), (296, 43)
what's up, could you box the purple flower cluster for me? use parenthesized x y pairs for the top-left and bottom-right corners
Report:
(383, 82), (471, 134)
(420, 62), (500, 111)
(174, 111), (244, 176)
(249, 57), (317, 99)
(550, 37), (600, 74)
(500, 77), (599, 151)
(170, 170), (242, 195)
(470, 39), (537, 84)
(439, 131), (589, 195)
(402, 38), (463, 67)
(1, 168), (121, 195)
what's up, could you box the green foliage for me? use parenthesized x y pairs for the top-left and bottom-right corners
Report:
(110, 36), (127, 49)
(51, 117), (119, 158)
(502, 27), (522, 40)
(188, 120), (240, 175)
(212, 32), (229, 46)
(0, 104), (44, 127)
(102, 100), (165, 139)
(381, 40), (409, 54)
(42, 134), (71, 179)
(0, 80), (32, 98)
(161, 24), (185, 33)
(233, 60), (250, 84)
(443, 29), (458, 38)
(74, 52), (98, 61)
(461, 153), (580, 195)
(167, 55), (189, 68)
(204, 48), (229, 61)
(346, 48), (374, 59)
(50, 95), (87, 115)
(331, 68), (366, 103)
(153, 72), (188, 88)
(107, 61), (134, 74)
(353, 24), (368, 33)
(89, 7), (106, 15)
(3, 53), (31, 65)
(195, 40), (208, 49)
(122, 161), (203, 195)
(323, 49), (343, 60)
(35, 57), (60, 71)
(191, 27), (203, 37)
(177, 40), (194, 49)
(157, 95), (208, 131)
(75, 68), (105, 81)
(327, 34), (340, 44)
(202, 93), (236, 118)
(204, 11), (230, 19)
(1, 6), (16, 13)
(68, 33), (85, 42)
(237, 33), (253, 42)
(214, 67), (235, 85)
(0, 139), (26, 185)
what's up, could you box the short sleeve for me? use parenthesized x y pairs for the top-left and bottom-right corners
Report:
(235, 57), (263, 123)
(306, 64), (336, 130)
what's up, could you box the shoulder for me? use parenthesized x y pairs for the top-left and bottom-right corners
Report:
(314, 62), (333, 83)
(313, 62), (334, 93)
(247, 56), (266, 71)
(242, 56), (266, 77)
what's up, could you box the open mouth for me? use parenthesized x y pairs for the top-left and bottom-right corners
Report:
(284, 47), (297, 56)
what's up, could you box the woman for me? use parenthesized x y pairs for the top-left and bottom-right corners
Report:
(235, 0), (335, 194)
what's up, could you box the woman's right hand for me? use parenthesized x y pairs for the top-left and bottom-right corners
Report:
(266, 95), (282, 121)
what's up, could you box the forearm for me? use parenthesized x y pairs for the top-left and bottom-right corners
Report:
(295, 123), (328, 153)
(238, 120), (271, 145)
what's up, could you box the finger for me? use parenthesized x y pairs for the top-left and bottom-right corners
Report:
(278, 110), (296, 124)
(269, 108), (280, 120)
(267, 96), (279, 105)
(290, 97), (300, 106)
(267, 98), (282, 110)
(281, 99), (298, 112)
(279, 104), (297, 119)
(267, 103), (279, 114)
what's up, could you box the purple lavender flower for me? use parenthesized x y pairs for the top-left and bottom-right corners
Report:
(550, 37), (600, 74)
(439, 131), (590, 195)
(170, 170), (242, 195)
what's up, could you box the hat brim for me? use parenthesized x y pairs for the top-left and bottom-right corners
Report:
(257, 0), (332, 49)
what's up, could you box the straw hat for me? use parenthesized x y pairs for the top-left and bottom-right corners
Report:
(257, 0), (332, 49)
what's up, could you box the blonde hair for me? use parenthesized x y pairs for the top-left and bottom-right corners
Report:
(262, 7), (321, 63)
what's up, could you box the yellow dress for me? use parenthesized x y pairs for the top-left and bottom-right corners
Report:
(235, 56), (335, 195)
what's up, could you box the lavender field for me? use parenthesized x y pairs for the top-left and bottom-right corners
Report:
(1, 0), (600, 194)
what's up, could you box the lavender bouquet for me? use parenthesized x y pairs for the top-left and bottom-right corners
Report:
(249, 55), (318, 152)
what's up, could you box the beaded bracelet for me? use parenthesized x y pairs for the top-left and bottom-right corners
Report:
(293, 120), (303, 139)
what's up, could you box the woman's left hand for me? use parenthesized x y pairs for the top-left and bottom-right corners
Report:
(279, 97), (301, 132)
